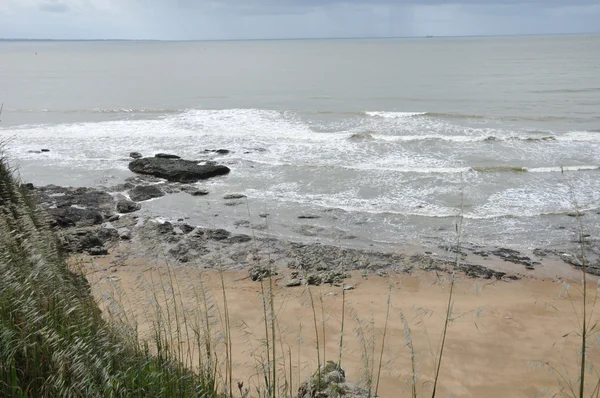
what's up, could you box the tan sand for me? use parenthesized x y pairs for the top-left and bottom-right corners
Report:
(77, 254), (600, 398)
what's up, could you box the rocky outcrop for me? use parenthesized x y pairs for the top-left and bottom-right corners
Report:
(154, 153), (180, 159)
(129, 152), (143, 159)
(48, 207), (104, 228)
(128, 157), (230, 183)
(116, 199), (141, 213)
(128, 185), (164, 202)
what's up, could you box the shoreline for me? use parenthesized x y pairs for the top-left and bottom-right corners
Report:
(29, 171), (597, 283)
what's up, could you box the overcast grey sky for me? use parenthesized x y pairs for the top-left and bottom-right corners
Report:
(1, 0), (599, 40)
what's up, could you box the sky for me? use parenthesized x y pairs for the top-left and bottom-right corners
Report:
(0, 0), (599, 40)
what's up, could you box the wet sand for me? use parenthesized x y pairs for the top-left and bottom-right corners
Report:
(76, 253), (600, 398)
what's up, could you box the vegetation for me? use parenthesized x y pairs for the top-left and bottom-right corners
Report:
(0, 153), (218, 397)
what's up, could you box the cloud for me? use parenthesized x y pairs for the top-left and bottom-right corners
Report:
(38, 1), (70, 13)
(0, 0), (598, 40)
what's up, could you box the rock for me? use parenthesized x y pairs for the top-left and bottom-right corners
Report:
(116, 199), (141, 213)
(129, 152), (143, 159)
(226, 234), (252, 244)
(128, 185), (164, 202)
(306, 270), (350, 286)
(117, 228), (131, 240)
(107, 214), (120, 222)
(206, 229), (231, 241)
(41, 149), (50, 152)
(190, 189), (209, 196)
(249, 265), (277, 282)
(155, 153), (181, 159)
(129, 157), (230, 183)
(102, 222), (116, 231)
(298, 361), (367, 398)
(157, 222), (174, 235)
(343, 285), (355, 291)
(22, 183), (35, 190)
(286, 278), (302, 287)
(223, 193), (246, 200)
(180, 224), (195, 234)
(48, 207), (104, 228)
(205, 149), (230, 155)
(298, 215), (321, 219)
(259, 213), (270, 218)
(87, 246), (108, 256)
(490, 248), (533, 267)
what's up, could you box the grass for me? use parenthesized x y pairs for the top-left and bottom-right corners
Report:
(1, 149), (599, 397)
(0, 153), (219, 397)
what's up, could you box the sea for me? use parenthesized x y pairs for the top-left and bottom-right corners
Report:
(1, 34), (599, 251)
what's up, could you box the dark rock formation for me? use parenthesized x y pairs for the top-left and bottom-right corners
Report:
(154, 153), (181, 159)
(129, 152), (143, 159)
(128, 185), (164, 202)
(116, 199), (141, 213)
(129, 157), (230, 183)
(223, 193), (246, 200)
(48, 207), (103, 228)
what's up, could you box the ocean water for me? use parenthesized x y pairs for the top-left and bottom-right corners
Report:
(1, 35), (599, 250)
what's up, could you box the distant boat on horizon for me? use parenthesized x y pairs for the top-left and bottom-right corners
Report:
(426, 35), (434, 38)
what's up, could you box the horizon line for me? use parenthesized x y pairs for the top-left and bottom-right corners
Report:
(1, 31), (598, 43)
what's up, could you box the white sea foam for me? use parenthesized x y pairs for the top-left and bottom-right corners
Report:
(365, 111), (427, 118)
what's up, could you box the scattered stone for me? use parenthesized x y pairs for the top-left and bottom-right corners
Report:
(343, 285), (355, 291)
(157, 222), (174, 235)
(116, 198), (141, 213)
(205, 149), (230, 155)
(107, 214), (120, 222)
(226, 234), (252, 244)
(259, 213), (270, 218)
(128, 185), (164, 202)
(129, 152), (143, 159)
(129, 157), (230, 183)
(376, 269), (388, 277)
(286, 278), (302, 287)
(298, 361), (367, 398)
(490, 248), (533, 267)
(180, 224), (195, 234)
(298, 215), (321, 219)
(190, 189), (210, 196)
(567, 212), (584, 217)
(118, 228), (131, 240)
(154, 153), (181, 159)
(87, 246), (108, 256)
(249, 265), (278, 282)
(41, 149), (50, 152)
(223, 193), (246, 200)
(102, 222), (116, 231)
(306, 270), (350, 286)
(224, 201), (243, 207)
(206, 229), (231, 241)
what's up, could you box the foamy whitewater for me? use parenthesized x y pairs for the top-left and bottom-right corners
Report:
(1, 35), (599, 250)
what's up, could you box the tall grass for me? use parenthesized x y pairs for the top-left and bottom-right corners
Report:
(0, 152), (218, 397)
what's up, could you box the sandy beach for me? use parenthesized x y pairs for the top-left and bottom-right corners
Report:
(77, 248), (600, 398)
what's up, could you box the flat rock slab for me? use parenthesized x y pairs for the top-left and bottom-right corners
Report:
(129, 157), (230, 183)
